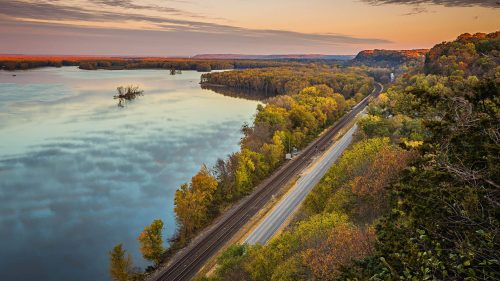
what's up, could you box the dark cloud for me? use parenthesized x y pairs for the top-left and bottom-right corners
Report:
(0, 0), (180, 23)
(89, 0), (205, 18)
(362, 0), (500, 8)
(402, 6), (430, 15)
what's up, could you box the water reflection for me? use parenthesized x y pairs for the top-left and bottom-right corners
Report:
(0, 67), (259, 281)
(201, 84), (273, 101)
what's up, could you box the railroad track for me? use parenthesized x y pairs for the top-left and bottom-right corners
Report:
(151, 83), (383, 281)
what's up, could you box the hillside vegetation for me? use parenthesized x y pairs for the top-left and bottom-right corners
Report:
(203, 31), (499, 281)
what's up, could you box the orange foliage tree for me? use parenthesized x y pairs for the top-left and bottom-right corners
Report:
(303, 223), (375, 280)
(350, 147), (415, 222)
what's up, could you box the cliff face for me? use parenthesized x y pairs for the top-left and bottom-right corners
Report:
(352, 49), (429, 67)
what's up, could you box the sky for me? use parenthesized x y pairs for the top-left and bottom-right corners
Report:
(0, 0), (498, 56)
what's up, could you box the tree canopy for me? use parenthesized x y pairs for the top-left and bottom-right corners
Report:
(137, 219), (165, 266)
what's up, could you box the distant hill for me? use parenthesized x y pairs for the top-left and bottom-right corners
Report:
(192, 54), (354, 60)
(352, 49), (429, 68)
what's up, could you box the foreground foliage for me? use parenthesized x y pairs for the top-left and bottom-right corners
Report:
(343, 31), (499, 280)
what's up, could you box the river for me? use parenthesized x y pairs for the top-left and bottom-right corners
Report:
(0, 67), (259, 281)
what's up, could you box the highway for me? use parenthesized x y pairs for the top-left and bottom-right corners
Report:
(245, 124), (358, 245)
(149, 82), (383, 281)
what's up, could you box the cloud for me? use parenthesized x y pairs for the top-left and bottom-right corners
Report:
(1, 20), (390, 56)
(362, 0), (500, 8)
(89, 0), (206, 18)
(401, 6), (431, 15)
(0, 1), (388, 44)
(0, 0), (391, 55)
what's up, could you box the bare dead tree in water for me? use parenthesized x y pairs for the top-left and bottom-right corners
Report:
(114, 85), (144, 107)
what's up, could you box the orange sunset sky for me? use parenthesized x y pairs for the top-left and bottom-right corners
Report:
(0, 0), (498, 56)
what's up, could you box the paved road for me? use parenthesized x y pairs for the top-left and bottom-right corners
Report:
(149, 83), (383, 281)
(245, 124), (358, 245)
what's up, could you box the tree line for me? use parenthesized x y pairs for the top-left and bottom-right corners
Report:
(0, 56), (313, 71)
(201, 65), (374, 98)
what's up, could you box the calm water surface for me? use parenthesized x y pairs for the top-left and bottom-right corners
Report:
(0, 67), (259, 281)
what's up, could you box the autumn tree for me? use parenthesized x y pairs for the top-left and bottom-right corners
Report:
(109, 244), (134, 281)
(212, 154), (238, 204)
(174, 166), (218, 239)
(234, 150), (256, 196)
(303, 137), (389, 215)
(350, 146), (415, 222)
(137, 219), (164, 266)
(303, 224), (375, 280)
(261, 131), (285, 169)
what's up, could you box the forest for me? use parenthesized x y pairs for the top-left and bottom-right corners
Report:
(201, 31), (499, 280)
(201, 65), (374, 97)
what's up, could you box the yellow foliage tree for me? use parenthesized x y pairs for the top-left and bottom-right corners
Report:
(261, 131), (285, 169)
(137, 219), (164, 266)
(174, 166), (218, 238)
(108, 244), (134, 281)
